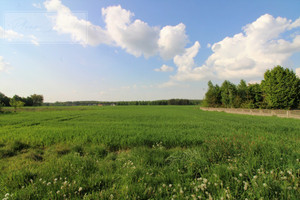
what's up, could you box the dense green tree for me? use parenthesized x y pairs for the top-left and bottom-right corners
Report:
(12, 95), (23, 102)
(0, 92), (10, 106)
(30, 94), (44, 106)
(204, 81), (221, 107)
(237, 80), (249, 104)
(220, 80), (237, 108)
(0, 102), (4, 112)
(248, 83), (263, 108)
(24, 97), (34, 106)
(261, 66), (300, 109)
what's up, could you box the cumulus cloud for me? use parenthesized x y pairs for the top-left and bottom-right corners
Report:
(168, 41), (212, 82)
(43, 1), (300, 83)
(0, 26), (24, 41)
(206, 14), (300, 79)
(158, 23), (188, 60)
(44, 0), (112, 46)
(102, 5), (159, 57)
(154, 64), (174, 72)
(165, 14), (300, 85)
(0, 56), (11, 72)
(44, 0), (193, 59)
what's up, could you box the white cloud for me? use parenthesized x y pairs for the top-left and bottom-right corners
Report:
(44, 0), (112, 46)
(0, 26), (39, 45)
(158, 23), (188, 60)
(166, 14), (300, 84)
(102, 5), (159, 57)
(170, 41), (212, 81)
(154, 64), (174, 72)
(296, 68), (300, 77)
(43, 2), (300, 82)
(0, 26), (24, 41)
(0, 56), (11, 72)
(44, 0), (192, 60)
(206, 14), (300, 79)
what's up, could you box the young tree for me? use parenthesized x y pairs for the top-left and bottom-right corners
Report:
(9, 98), (25, 112)
(261, 66), (300, 109)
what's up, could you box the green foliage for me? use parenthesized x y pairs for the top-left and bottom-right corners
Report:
(221, 80), (237, 108)
(204, 66), (300, 109)
(0, 102), (4, 113)
(248, 83), (263, 108)
(48, 99), (201, 106)
(261, 65), (300, 109)
(9, 98), (25, 112)
(30, 94), (44, 106)
(0, 92), (44, 108)
(204, 81), (221, 107)
(0, 92), (10, 106)
(0, 106), (299, 199)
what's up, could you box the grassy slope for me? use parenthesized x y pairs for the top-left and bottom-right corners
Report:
(0, 106), (299, 199)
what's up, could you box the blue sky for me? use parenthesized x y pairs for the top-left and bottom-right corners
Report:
(1, 0), (300, 102)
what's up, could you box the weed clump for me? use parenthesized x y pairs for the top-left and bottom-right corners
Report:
(56, 147), (71, 156)
(11, 141), (30, 152)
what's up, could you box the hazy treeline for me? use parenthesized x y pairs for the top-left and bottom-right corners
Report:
(204, 66), (300, 109)
(0, 93), (44, 107)
(44, 99), (202, 106)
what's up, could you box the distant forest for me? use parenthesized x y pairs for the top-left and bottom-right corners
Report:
(204, 66), (300, 109)
(44, 99), (202, 106)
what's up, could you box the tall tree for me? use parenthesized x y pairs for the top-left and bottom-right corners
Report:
(204, 81), (221, 107)
(0, 92), (10, 106)
(220, 80), (237, 108)
(30, 94), (44, 106)
(261, 66), (300, 109)
(248, 83), (263, 108)
(237, 79), (249, 105)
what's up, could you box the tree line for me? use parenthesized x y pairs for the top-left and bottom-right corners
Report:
(204, 66), (300, 109)
(45, 99), (202, 106)
(0, 93), (44, 112)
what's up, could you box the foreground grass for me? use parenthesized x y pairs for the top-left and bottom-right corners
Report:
(0, 106), (299, 199)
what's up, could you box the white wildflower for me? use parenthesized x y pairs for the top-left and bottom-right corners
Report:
(263, 183), (267, 187)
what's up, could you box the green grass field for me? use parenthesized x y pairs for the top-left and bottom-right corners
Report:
(0, 106), (299, 199)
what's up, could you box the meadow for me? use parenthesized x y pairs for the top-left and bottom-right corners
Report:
(0, 106), (299, 199)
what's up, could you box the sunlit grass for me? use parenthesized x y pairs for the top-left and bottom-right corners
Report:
(0, 106), (299, 199)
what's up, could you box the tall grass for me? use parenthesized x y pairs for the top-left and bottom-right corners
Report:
(0, 106), (299, 199)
